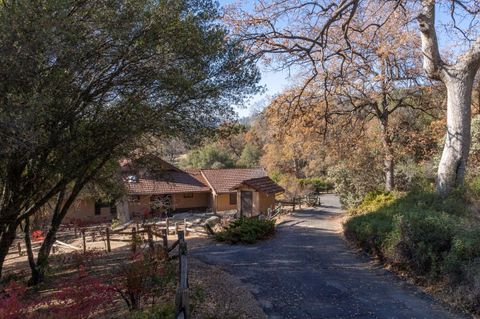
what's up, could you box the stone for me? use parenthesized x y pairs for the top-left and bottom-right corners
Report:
(205, 216), (221, 227)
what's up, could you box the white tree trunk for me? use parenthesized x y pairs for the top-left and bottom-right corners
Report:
(436, 76), (474, 196)
(418, 0), (480, 196)
(380, 119), (394, 192)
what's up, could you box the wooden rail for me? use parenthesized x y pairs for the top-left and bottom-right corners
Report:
(174, 231), (189, 319)
(12, 218), (204, 258)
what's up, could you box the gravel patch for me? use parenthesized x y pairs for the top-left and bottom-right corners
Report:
(189, 257), (267, 319)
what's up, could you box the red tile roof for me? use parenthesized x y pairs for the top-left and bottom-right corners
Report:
(200, 168), (266, 194)
(231, 176), (285, 195)
(125, 171), (210, 195)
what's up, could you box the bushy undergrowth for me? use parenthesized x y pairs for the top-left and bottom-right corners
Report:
(298, 178), (334, 193)
(126, 304), (175, 319)
(215, 217), (275, 244)
(344, 190), (480, 313)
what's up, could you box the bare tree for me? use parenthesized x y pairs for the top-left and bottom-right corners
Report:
(227, 0), (480, 196)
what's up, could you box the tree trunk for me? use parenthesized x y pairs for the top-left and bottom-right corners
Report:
(31, 223), (58, 285)
(436, 77), (474, 196)
(381, 119), (395, 192)
(24, 217), (41, 285)
(30, 189), (67, 285)
(0, 221), (19, 278)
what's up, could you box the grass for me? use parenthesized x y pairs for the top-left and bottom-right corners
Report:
(344, 189), (480, 314)
(215, 217), (275, 244)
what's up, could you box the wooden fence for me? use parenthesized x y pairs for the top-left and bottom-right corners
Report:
(12, 218), (204, 258)
(277, 193), (322, 211)
(174, 231), (189, 319)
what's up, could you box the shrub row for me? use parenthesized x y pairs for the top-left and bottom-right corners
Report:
(344, 190), (480, 314)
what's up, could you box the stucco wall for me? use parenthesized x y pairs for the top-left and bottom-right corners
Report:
(128, 195), (150, 218)
(172, 192), (209, 209)
(64, 198), (113, 224)
(259, 191), (275, 213)
(216, 193), (237, 212)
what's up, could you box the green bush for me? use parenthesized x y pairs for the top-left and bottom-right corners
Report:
(215, 218), (275, 244)
(466, 174), (480, 199)
(344, 190), (480, 313)
(127, 304), (175, 319)
(298, 178), (334, 193)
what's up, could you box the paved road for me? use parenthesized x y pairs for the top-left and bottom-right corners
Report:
(191, 194), (470, 319)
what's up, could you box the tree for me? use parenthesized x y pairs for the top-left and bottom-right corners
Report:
(180, 144), (235, 169)
(0, 0), (259, 281)
(417, 1), (480, 195)
(226, 0), (480, 196)
(237, 143), (261, 167)
(320, 8), (429, 191)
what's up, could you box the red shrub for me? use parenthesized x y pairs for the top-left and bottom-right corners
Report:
(31, 230), (44, 242)
(0, 281), (28, 319)
(39, 267), (115, 319)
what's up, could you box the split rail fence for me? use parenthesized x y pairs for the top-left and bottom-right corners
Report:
(12, 218), (203, 258)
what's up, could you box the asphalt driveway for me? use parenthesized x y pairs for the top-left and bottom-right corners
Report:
(191, 194), (470, 319)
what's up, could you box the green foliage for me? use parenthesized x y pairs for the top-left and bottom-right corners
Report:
(466, 174), (480, 199)
(126, 304), (175, 319)
(215, 218), (275, 244)
(236, 143), (261, 168)
(0, 0), (260, 277)
(269, 171), (284, 184)
(298, 177), (334, 193)
(348, 191), (396, 215)
(394, 159), (432, 191)
(344, 190), (480, 312)
(180, 144), (235, 169)
(327, 163), (384, 209)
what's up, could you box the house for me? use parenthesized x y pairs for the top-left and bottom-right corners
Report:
(63, 158), (284, 224)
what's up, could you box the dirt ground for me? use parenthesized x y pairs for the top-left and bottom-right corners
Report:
(2, 225), (267, 319)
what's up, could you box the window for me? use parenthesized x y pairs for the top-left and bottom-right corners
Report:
(95, 202), (110, 215)
(229, 192), (237, 205)
(183, 193), (193, 198)
(128, 195), (140, 202)
(94, 203), (101, 215)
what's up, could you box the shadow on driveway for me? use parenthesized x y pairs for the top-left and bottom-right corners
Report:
(191, 194), (470, 319)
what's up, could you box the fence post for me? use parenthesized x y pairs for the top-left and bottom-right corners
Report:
(175, 231), (189, 318)
(166, 218), (169, 235)
(292, 197), (296, 211)
(184, 218), (188, 237)
(74, 226), (78, 238)
(17, 242), (21, 256)
(131, 227), (137, 253)
(106, 227), (111, 253)
(147, 226), (154, 253)
(175, 222), (178, 235)
(162, 228), (168, 258)
(82, 230), (86, 254)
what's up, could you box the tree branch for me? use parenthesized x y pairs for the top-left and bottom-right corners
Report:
(418, 0), (445, 80)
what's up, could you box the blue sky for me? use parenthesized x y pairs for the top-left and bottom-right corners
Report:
(218, 0), (291, 117)
(218, 1), (477, 118)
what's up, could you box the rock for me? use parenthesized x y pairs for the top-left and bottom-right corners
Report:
(192, 218), (203, 224)
(205, 216), (221, 227)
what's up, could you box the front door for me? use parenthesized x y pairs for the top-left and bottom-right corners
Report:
(240, 191), (253, 217)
